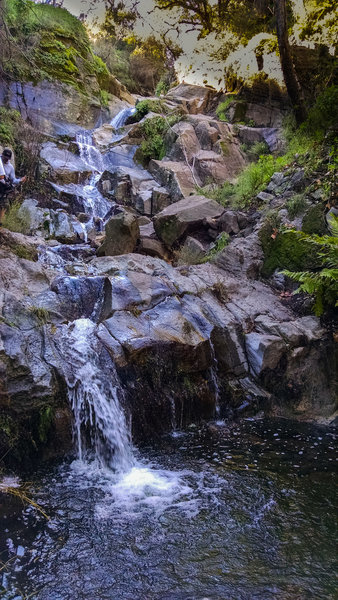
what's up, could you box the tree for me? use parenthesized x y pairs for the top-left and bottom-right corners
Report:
(274, 0), (306, 124)
(154, 0), (310, 122)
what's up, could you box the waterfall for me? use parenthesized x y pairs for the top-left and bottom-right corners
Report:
(111, 107), (136, 130)
(76, 131), (103, 173)
(57, 319), (134, 472)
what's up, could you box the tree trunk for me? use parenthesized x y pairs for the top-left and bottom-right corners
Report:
(274, 0), (306, 125)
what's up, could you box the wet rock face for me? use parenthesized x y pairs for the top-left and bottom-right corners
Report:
(0, 237), (336, 467)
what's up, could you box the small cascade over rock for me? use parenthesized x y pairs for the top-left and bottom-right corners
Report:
(76, 130), (104, 173)
(56, 318), (134, 471)
(111, 106), (136, 129)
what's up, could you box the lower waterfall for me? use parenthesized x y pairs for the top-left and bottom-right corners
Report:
(57, 318), (134, 472)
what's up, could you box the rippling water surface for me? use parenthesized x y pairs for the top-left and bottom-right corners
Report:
(1, 418), (337, 600)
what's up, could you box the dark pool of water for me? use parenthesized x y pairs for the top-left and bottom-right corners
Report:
(1, 418), (337, 600)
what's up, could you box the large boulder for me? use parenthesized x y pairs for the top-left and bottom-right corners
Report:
(153, 195), (224, 247)
(149, 159), (201, 201)
(165, 83), (219, 114)
(0, 80), (109, 136)
(194, 148), (244, 184)
(97, 211), (140, 256)
(165, 122), (201, 161)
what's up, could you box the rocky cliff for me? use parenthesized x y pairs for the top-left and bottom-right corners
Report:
(0, 83), (336, 469)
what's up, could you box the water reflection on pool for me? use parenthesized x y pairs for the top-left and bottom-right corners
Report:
(1, 418), (337, 600)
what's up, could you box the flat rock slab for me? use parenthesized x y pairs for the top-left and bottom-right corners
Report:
(153, 194), (224, 247)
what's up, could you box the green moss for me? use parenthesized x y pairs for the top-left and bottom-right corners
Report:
(3, 200), (29, 234)
(216, 95), (237, 121)
(28, 306), (51, 325)
(202, 232), (230, 263)
(10, 243), (37, 261)
(0, 415), (19, 444)
(4, 0), (111, 99)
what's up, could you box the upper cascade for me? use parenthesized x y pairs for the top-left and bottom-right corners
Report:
(111, 107), (136, 129)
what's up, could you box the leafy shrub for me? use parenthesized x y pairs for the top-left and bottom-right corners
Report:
(282, 217), (338, 315)
(132, 99), (169, 122)
(241, 140), (270, 161)
(156, 78), (170, 96)
(202, 232), (230, 262)
(0, 108), (21, 146)
(301, 86), (338, 139)
(216, 95), (237, 121)
(137, 114), (182, 163)
(286, 193), (307, 219)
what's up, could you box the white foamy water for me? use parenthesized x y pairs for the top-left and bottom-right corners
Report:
(111, 107), (136, 129)
(76, 131), (103, 173)
(57, 318), (134, 472)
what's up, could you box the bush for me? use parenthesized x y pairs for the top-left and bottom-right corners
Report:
(156, 78), (170, 96)
(282, 218), (338, 316)
(0, 108), (21, 146)
(301, 86), (338, 139)
(202, 232), (230, 262)
(286, 193), (307, 219)
(137, 114), (182, 163)
(216, 95), (237, 121)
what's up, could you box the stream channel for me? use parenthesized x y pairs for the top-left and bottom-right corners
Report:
(1, 109), (337, 600)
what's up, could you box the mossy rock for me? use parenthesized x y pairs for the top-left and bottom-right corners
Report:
(302, 203), (328, 235)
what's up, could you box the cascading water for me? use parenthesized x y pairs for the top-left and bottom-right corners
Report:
(76, 131), (103, 173)
(57, 318), (134, 472)
(111, 106), (136, 129)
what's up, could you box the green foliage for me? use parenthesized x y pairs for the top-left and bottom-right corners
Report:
(3, 199), (29, 234)
(0, 108), (21, 146)
(155, 77), (170, 96)
(282, 220), (338, 315)
(137, 114), (182, 163)
(286, 193), (307, 219)
(202, 232), (230, 262)
(133, 99), (169, 122)
(38, 406), (53, 443)
(216, 95), (237, 121)
(260, 221), (319, 278)
(99, 89), (110, 107)
(300, 86), (338, 139)
(240, 140), (270, 161)
(28, 306), (51, 325)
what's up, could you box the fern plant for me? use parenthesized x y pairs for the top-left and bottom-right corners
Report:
(282, 215), (338, 316)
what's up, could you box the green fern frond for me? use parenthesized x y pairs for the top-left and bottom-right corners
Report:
(282, 223), (338, 315)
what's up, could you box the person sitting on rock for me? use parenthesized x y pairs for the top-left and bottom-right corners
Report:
(1, 148), (27, 188)
(0, 148), (27, 225)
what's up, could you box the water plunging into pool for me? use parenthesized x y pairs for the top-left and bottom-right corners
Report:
(57, 318), (133, 472)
